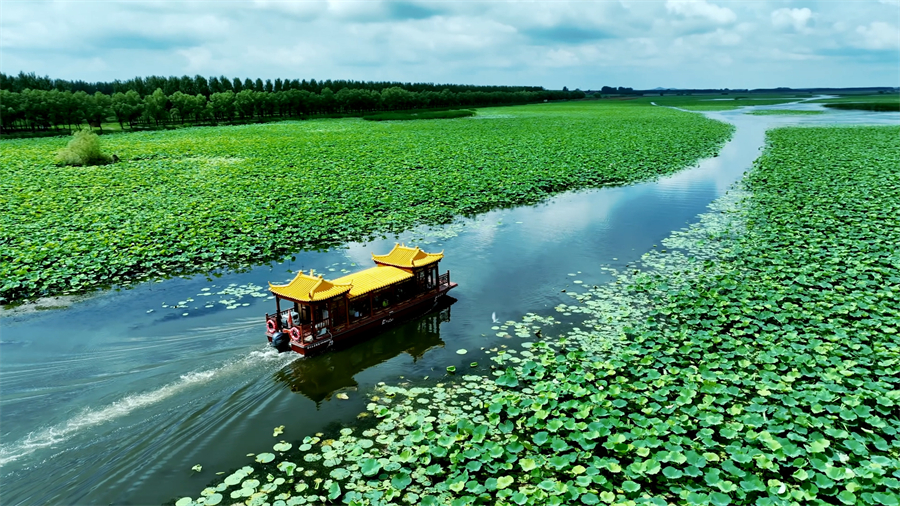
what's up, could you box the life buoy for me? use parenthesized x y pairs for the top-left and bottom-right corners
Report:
(266, 319), (276, 333)
(289, 327), (301, 341)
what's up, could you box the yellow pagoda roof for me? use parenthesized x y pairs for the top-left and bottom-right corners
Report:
(372, 244), (443, 269)
(269, 270), (352, 302)
(332, 265), (413, 298)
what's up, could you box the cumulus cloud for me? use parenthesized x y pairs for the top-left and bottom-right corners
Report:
(665, 0), (737, 25)
(771, 7), (813, 33)
(0, 0), (897, 89)
(854, 22), (900, 50)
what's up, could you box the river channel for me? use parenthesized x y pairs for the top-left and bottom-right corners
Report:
(1, 102), (897, 505)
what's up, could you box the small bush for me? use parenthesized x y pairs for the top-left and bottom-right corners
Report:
(55, 128), (113, 166)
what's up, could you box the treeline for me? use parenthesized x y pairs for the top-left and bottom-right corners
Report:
(0, 86), (583, 133)
(0, 72), (584, 133)
(0, 71), (543, 97)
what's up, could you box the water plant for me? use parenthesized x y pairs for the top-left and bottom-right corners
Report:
(54, 127), (113, 166)
(362, 110), (476, 121)
(745, 110), (825, 116)
(0, 101), (733, 304)
(175, 125), (899, 506)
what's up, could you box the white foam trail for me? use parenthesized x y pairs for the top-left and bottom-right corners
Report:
(0, 346), (296, 467)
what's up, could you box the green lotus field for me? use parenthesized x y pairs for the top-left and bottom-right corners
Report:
(0, 101), (733, 304)
(173, 125), (900, 505)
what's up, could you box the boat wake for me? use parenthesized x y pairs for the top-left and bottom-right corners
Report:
(0, 345), (296, 467)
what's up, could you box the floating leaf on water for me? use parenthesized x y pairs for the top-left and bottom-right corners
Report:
(330, 468), (350, 480)
(273, 442), (292, 452)
(191, 464), (202, 472)
(256, 453), (275, 464)
(336, 393), (349, 400)
(175, 498), (193, 506)
(496, 476), (514, 489)
(273, 425), (284, 437)
(446, 366), (456, 373)
(276, 461), (296, 477)
(205, 493), (222, 506)
(456, 349), (467, 354)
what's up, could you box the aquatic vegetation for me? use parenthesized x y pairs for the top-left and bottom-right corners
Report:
(0, 101), (733, 303)
(176, 125), (898, 505)
(646, 96), (805, 111)
(823, 103), (900, 112)
(808, 94), (900, 105)
(362, 110), (476, 121)
(54, 128), (113, 166)
(745, 110), (825, 116)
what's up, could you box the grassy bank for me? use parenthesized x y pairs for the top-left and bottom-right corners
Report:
(808, 94), (899, 104)
(823, 103), (900, 112)
(173, 125), (900, 505)
(0, 101), (733, 304)
(746, 110), (824, 116)
(641, 95), (808, 111)
(362, 110), (476, 121)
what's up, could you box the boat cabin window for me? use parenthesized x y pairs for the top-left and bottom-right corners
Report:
(395, 279), (415, 302)
(416, 267), (437, 290)
(349, 297), (370, 321)
(332, 299), (347, 326)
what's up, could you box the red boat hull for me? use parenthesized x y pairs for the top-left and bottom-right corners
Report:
(266, 282), (457, 356)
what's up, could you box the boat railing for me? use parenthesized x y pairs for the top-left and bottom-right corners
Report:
(266, 308), (296, 330)
(438, 271), (450, 287)
(296, 318), (333, 343)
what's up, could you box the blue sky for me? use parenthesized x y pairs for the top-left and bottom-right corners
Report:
(1, 0), (898, 90)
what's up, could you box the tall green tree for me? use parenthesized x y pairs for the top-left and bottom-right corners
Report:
(85, 91), (112, 131)
(209, 91), (235, 122)
(111, 90), (142, 129)
(142, 88), (168, 127)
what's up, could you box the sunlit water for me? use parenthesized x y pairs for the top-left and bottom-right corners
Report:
(1, 102), (896, 505)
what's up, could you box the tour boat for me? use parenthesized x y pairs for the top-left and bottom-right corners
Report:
(264, 244), (457, 356)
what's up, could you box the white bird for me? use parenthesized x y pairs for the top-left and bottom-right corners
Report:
(491, 312), (500, 323)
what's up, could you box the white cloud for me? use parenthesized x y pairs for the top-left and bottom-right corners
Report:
(0, 0), (897, 89)
(854, 22), (900, 50)
(665, 0), (737, 25)
(177, 47), (213, 72)
(771, 7), (813, 33)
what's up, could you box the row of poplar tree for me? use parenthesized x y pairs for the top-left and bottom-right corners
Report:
(0, 72), (584, 133)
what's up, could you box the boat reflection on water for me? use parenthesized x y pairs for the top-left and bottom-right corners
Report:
(273, 296), (457, 403)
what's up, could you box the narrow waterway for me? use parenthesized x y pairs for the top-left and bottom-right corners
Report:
(1, 103), (896, 505)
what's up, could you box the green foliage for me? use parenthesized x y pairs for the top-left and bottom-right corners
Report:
(363, 109), (475, 121)
(823, 103), (900, 112)
(745, 109), (825, 116)
(0, 101), (732, 303)
(641, 95), (807, 111)
(808, 94), (900, 104)
(53, 128), (112, 166)
(180, 125), (899, 506)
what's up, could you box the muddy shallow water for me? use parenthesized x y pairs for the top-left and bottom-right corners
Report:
(1, 102), (897, 505)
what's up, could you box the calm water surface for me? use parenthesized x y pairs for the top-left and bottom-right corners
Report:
(1, 103), (897, 505)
